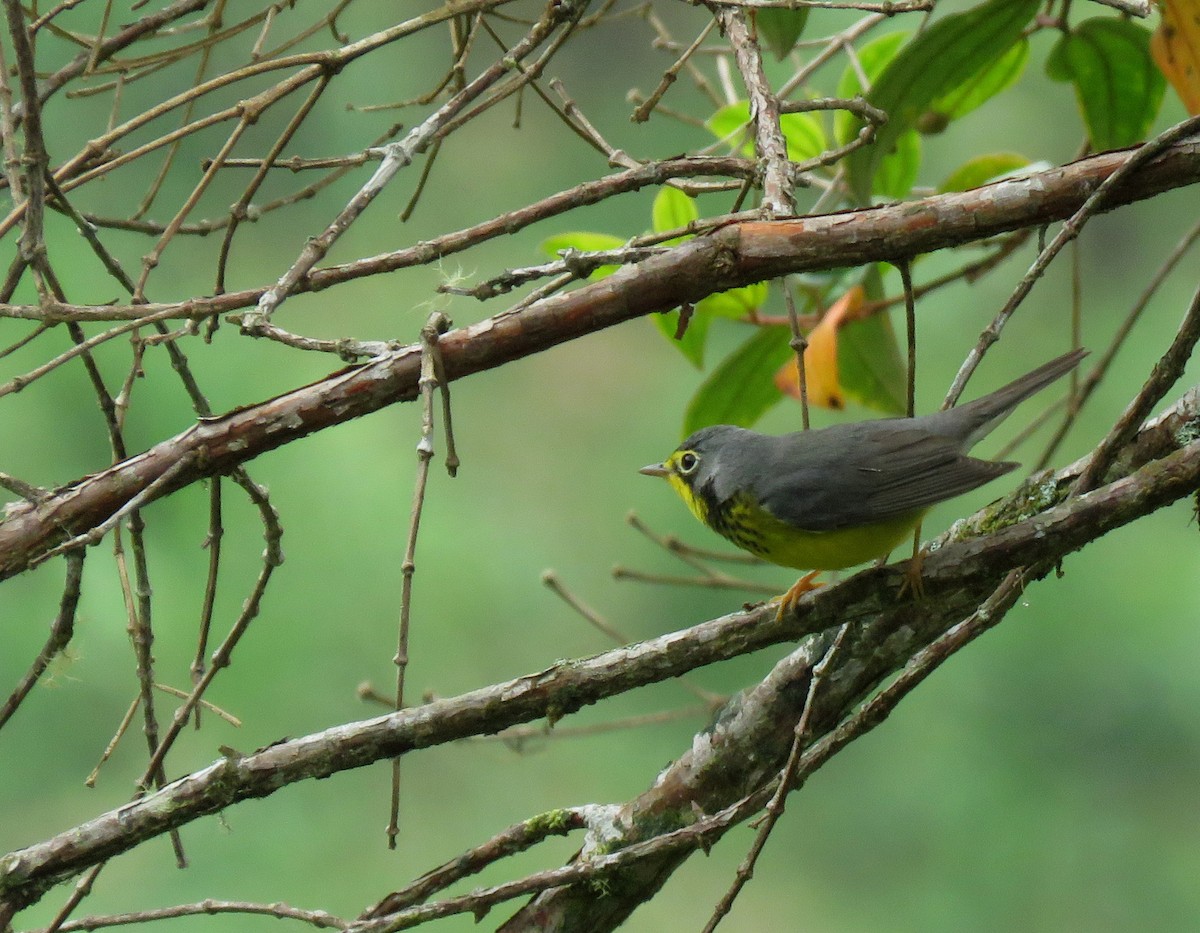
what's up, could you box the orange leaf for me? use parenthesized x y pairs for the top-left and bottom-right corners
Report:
(773, 286), (866, 411)
(1152, 0), (1200, 115)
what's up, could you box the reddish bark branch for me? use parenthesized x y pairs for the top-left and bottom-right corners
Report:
(1, 140), (1198, 580)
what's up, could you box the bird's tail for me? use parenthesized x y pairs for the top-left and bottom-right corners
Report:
(934, 348), (1088, 449)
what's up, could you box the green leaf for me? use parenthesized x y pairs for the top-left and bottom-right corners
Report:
(938, 152), (1033, 192)
(706, 102), (756, 155)
(707, 102), (826, 162)
(1046, 18), (1166, 151)
(540, 232), (625, 256)
(651, 187), (699, 237)
(872, 129), (921, 200)
(697, 282), (769, 320)
(835, 32), (909, 144)
(926, 38), (1030, 127)
(780, 112), (826, 162)
(846, 0), (1040, 202)
(653, 307), (711, 369)
(837, 312), (906, 415)
(755, 7), (808, 60)
(682, 326), (794, 436)
(834, 32), (919, 197)
(540, 232), (626, 279)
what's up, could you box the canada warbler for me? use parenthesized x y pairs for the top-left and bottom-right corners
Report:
(640, 348), (1085, 614)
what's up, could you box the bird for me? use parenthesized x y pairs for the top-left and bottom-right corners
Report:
(640, 348), (1086, 617)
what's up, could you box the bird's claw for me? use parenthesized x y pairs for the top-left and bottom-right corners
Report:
(774, 570), (824, 621)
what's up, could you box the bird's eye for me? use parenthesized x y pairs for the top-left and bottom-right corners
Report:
(677, 451), (699, 475)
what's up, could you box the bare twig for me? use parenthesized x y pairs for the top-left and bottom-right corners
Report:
(945, 115), (1200, 408)
(0, 550), (84, 729)
(241, 1), (582, 333)
(1074, 282), (1200, 493)
(782, 284), (810, 430)
(1036, 216), (1200, 469)
(702, 622), (851, 932)
(388, 311), (455, 849)
(41, 899), (347, 932)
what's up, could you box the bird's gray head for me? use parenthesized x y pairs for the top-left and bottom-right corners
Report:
(639, 424), (754, 502)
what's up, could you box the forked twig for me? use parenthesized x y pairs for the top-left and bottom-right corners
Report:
(388, 310), (458, 849)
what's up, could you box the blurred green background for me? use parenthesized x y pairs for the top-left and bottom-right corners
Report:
(2, 3), (1199, 931)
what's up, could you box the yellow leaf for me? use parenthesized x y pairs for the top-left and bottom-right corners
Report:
(773, 287), (866, 411)
(1152, 0), (1200, 115)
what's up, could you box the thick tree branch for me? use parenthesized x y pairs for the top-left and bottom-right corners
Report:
(2, 138), (1198, 324)
(1, 140), (1199, 580)
(3, 391), (1197, 913)
(498, 391), (1200, 930)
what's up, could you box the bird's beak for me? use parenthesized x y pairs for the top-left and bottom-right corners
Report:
(639, 463), (670, 478)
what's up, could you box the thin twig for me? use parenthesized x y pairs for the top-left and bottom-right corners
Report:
(363, 809), (593, 920)
(623, 511), (778, 592)
(612, 565), (780, 594)
(1074, 282), (1200, 493)
(152, 681), (241, 727)
(85, 697), (140, 788)
(388, 310), (455, 849)
(1036, 216), (1200, 469)
(34, 454), (198, 566)
(945, 115), (1200, 408)
(190, 478), (223, 727)
(136, 480), (284, 792)
(42, 898), (347, 932)
(782, 284), (810, 430)
(241, 2), (579, 333)
(632, 19), (717, 123)
(702, 622), (851, 932)
(0, 549), (85, 729)
(542, 570), (725, 706)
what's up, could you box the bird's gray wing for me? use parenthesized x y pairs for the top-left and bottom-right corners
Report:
(751, 423), (1017, 531)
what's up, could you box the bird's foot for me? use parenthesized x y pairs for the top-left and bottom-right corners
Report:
(898, 548), (928, 600)
(774, 570), (823, 621)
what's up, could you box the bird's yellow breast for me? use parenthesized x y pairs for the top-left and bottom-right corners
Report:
(668, 473), (923, 571)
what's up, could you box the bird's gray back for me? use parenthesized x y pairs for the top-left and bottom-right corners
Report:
(740, 420), (1014, 531)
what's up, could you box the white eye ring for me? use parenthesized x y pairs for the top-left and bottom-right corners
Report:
(677, 451), (699, 475)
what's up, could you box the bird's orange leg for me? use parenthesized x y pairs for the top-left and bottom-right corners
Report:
(897, 527), (927, 600)
(774, 570), (823, 620)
